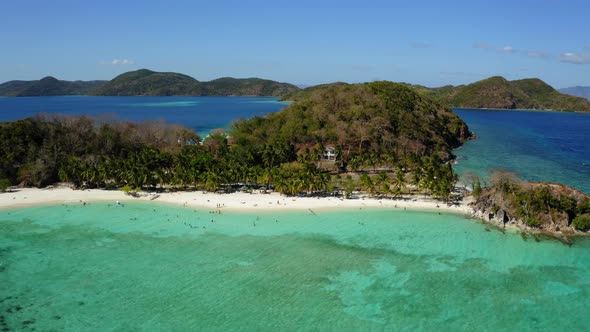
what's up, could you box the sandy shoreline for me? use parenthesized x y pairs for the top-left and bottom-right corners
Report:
(0, 187), (472, 215)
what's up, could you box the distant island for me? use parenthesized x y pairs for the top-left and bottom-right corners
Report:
(92, 69), (300, 97)
(0, 69), (300, 97)
(0, 76), (107, 97)
(281, 76), (590, 113)
(407, 76), (590, 112)
(2, 71), (589, 112)
(559, 86), (590, 101)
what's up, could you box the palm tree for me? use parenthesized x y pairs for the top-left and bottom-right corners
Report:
(393, 166), (406, 197)
(376, 172), (390, 197)
(342, 175), (356, 199)
(359, 173), (375, 197)
(204, 171), (221, 192)
(314, 143), (325, 168)
(315, 173), (329, 193)
(272, 171), (288, 194)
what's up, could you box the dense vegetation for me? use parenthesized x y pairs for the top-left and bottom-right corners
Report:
(0, 76), (107, 97)
(91, 69), (300, 96)
(472, 171), (590, 232)
(559, 86), (590, 101)
(268, 81), (471, 161)
(0, 82), (470, 201)
(403, 76), (590, 112)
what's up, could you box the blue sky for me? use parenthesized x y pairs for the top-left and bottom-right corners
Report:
(1, 0), (589, 88)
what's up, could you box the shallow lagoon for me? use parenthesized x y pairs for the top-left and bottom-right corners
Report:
(1, 202), (589, 331)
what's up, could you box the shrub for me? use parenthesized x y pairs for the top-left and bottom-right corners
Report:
(577, 199), (590, 215)
(0, 178), (11, 192)
(120, 185), (135, 195)
(572, 214), (590, 231)
(473, 181), (482, 198)
(525, 216), (541, 227)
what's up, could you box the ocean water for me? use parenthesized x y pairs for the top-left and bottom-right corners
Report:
(0, 96), (290, 137)
(1, 201), (590, 331)
(454, 109), (590, 194)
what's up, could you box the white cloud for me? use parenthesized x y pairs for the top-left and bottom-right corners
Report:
(111, 59), (135, 65)
(559, 52), (590, 64)
(498, 46), (514, 53)
(474, 42), (515, 53)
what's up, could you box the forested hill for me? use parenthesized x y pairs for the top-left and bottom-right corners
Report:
(234, 81), (471, 164)
(404, 76), (590, 112)
(0, 76), (107, 97)
(280, 82), (350, 101)
(90, 69), (199, 96)
(91, 69), (300, 96)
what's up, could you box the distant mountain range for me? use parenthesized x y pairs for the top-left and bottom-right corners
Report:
(0, 69), (300, 97)
(0, 76), (107, 97)
(1, 71), (589, 112)
(559, 86), (590, 101)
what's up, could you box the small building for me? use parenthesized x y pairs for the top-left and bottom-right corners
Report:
(323, 146), (336, 161)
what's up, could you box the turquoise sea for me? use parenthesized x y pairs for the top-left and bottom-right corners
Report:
(2, 202), (590, 331)
(2, 98), (590, 330)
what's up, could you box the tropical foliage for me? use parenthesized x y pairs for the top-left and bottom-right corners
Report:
(235, 81), (471, 169)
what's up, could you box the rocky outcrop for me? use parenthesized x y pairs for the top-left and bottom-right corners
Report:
(470, 180), (590, 239)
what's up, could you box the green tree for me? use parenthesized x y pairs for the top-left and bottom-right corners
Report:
(342, 175), (356, 199)
(0, 178), (10, 192)
(473, 181), (482, 198)
(577, 198), (590, 215)
(572, 214), (590, 231)
(359, 173), (375, 197)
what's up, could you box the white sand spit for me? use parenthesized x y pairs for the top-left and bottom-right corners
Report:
(0, 187), (472, 214)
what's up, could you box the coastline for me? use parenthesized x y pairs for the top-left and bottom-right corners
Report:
(0, 187), (472, 215)
(453, 107), (584, 113)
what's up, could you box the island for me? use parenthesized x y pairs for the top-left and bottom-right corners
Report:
(0, 76), (107, 97)
(90, 69), (300, 97)
(3, 71), (589, 114)
(559, 86), (590, 101)
(1, 79), (589, 239)
(0, 69), (300, 97)
(395, 76), (590, 113)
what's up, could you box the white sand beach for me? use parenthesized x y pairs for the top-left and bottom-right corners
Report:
(0, 186), (472, 214)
